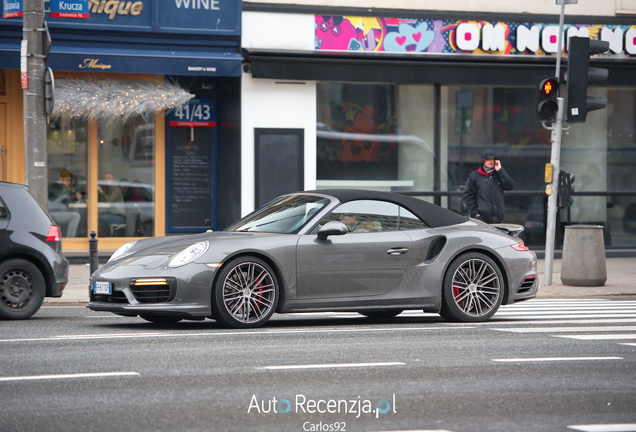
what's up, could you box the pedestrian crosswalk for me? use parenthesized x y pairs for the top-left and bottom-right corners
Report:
(489, 299), (636, 346)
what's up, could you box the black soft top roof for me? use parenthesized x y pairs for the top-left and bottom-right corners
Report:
(305, 189), (469, 228)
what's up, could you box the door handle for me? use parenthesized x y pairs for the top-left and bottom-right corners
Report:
(386, 247), (409, 256)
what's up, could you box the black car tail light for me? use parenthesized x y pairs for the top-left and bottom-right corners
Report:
(46, 225), (62, 242)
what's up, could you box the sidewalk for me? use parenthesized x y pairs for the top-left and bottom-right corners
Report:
(43, 257), (636, 306)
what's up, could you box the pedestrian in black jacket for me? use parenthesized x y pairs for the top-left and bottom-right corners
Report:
(463, 149), (515, 224)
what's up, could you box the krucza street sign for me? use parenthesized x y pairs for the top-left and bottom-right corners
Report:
(2, 0), (89, 18)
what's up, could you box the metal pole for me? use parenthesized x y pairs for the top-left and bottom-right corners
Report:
(544, 97), (565, 286)
(555, 2), (566, 79)
(23, 0), (48, 207)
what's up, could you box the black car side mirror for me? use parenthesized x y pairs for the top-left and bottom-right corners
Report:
(317, 221), (348, 240)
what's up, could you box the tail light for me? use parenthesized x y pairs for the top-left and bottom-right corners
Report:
(510, 241), (529, 251)
(46, 225), (63, 242)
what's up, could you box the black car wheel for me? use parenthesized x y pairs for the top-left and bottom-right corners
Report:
(212, 256), (279, 328)
(440, 252), (504, 323)
(0, 259), (46, 320)
(359, 310), (403, 319)
(139, 315), (183, 325)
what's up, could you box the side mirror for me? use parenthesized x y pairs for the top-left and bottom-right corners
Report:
(317, 221), (348, 240)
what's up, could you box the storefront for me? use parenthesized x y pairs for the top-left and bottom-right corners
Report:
(241, 7), (636, 251)
(0, 0), (243, 254)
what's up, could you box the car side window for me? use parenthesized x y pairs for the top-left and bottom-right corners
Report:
(321, 200), (399, 233)
(399, 206), (429, 230)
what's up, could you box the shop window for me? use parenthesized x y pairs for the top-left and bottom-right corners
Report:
(47, 117), (89, 239)
(316, 82), (435, 193)
(98, 116), (155, 238)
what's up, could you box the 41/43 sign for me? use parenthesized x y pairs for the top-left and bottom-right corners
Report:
(169, 99), (216, 127)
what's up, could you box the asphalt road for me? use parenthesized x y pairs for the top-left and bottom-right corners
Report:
(1, 299), (636, 432)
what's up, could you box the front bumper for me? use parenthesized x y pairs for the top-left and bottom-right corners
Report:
(87, 301), (211, 319)
(87, 262), (217, 318)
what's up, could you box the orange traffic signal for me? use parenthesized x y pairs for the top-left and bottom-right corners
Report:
(535, 76), (559, 121)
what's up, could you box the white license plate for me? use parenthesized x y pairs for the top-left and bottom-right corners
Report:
(93, 281), (112, 295)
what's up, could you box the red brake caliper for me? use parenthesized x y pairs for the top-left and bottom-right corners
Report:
(253, 276), (264, 311)
(453, 283), (461, 302)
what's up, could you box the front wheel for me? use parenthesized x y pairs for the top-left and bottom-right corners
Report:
(439, 252), (504, 323)
(0, 259), (46, 320)
(212, 256), (279, 329)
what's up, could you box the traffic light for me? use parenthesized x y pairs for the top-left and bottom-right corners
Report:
(535, 76), (559, 121)
(557, 169), (576, 209)
(566, 36), (610, 123)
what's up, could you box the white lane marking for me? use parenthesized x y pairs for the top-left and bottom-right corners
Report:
(620, 343), (636, 347)
(493, 357), (623, 363)
(568, 424), (636, 431)
(492, 326), (636, 333)
(0, 332), (166, 342)
(556, 334), (636, 340)
(0, 372), (140, 382)
(258, 362), (406, 370)
(494, 310), (636, 316)
(487, 318), (636, 325)
(501, 303), (636, 312)
(490, 314), (636, 324)
(0, 326), (470, 343)
(368, 430), (455, 432)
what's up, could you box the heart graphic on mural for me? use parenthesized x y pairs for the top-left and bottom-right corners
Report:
(384, 22), (435, 53)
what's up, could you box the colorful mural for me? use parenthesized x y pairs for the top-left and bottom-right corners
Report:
(314, 16), (636, 57)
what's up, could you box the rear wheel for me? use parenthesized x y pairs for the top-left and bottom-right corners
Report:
(359, 310), (403, 319)
(439, 252), (504, 323)
(139, 315), (183, 325)
(0, 259), (46, 320)
(212, 256), (279, 328)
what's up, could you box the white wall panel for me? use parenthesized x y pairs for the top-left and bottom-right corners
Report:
(241, 75), (317, 215)
(243, 12), (315, 50)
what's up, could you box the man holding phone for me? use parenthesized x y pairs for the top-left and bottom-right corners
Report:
(463, 149), (515, 224)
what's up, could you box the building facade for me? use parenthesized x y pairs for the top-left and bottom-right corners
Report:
(240, 1), (636, 251)
(2, 0), (636, 254)
(1, 0), (243, 254)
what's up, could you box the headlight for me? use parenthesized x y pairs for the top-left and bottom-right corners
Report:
(109, 241), (137, 262)
(168, 241), (209, 268)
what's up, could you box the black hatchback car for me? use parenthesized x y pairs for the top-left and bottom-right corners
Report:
(0, 182), (69, 319)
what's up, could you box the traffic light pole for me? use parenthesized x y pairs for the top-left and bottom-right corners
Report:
(22, 0), (48, 207)
(544, 97), (565, 286)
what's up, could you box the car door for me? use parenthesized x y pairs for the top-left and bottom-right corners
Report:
(296, 200), (412, 300)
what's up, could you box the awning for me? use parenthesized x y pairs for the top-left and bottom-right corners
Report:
(243, 49), (636, 86)
(0, 44), (243, 77)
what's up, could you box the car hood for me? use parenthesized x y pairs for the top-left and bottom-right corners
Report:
(102, 231), (294, 270)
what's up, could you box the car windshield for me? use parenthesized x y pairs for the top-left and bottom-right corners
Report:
(225, 195), (331, 234)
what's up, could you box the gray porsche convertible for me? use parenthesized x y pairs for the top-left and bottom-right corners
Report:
(88, 189), (539, 328)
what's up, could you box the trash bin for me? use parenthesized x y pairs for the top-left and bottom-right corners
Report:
(560, 225), (607, 286)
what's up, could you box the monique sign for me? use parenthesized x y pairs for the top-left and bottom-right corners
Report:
(315, 16), (636, 57)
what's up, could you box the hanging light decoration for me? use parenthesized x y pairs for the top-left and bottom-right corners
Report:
(52, 79), (194, 123)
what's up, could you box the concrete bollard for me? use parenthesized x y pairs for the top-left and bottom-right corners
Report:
(560, 225), (607, 286)
(89, 231), (99, 275)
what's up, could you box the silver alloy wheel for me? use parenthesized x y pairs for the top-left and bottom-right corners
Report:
(450, 258), (501, 317)
(222, 261), (276, 324)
